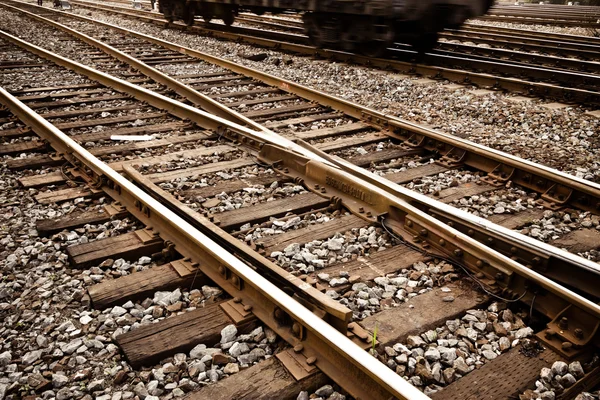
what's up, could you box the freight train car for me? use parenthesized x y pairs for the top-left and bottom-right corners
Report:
(159, 0), (494, 55)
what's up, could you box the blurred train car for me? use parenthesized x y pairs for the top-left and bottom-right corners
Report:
(159, 0), (494, 55)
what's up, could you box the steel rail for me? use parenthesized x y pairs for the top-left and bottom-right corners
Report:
(433, 43), (600, 74)
(3, 26), (600, 317)
(478, 14), (600, 27)
(63, 0), (600, 104)
(0, 87), (429, 400)
(441, 29), (600, 57)
(10, 3), (600, 296)
(461, 23), (600, 46)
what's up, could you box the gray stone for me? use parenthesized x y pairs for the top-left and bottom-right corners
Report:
(481, 350), (497, 360)
(568, 361), (584, 379)
(133, 382), (148, 399)
(561, 373), (577, 387)
(62, 338), (83, 355)
(407, 335), (425, 348)
(499, 336), (511, 352)
(88, 379), (105, 392)
(221, 324), (238, 343)
(424, 347), (440, 362)
(551, 361), (569, 376)
(540, 367), (553, 383)
(52, 373), (69, 388)
(453, 357), (471, 375)
(22, 350), (42, 365)
(111, 306), (128, 317)
(229, 342), (250, 357)
(207, 369), (219, 383)
(327, 238), (344, 251)
(514, 327), (533, 339)
(439, 347), (457, 365)
(297, 391), (309, 400)
(315, 385), (334, 397)
(0, 351), (11, 367)
(189, 344), (207, 359)
(540, 391), (555, 400)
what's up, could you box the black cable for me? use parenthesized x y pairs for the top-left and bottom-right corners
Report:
(380, 217), (527, 303)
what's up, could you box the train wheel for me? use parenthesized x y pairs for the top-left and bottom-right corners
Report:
(184, 12), (195, 26)
(358, 18), (394, 58)
(222, 10), (235, 26)
(411, 32), (438, 54)
(358, 40), (390, 58)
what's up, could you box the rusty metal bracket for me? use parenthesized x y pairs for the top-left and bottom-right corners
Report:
(538, 183), (573, 210)
(276, 347), (319, 381)
(220, 298), (256, 326)
(348, 322), (375, 350)
(134, 227), (163, 245)
(437, 146), (467, 167)
(538, 304), (600, 360)
(103, 202), (126, 217)
(481, 163), (515, 186)
(170, 258), (196, 277)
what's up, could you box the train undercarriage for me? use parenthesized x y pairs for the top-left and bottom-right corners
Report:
(159, 0), (463, 56)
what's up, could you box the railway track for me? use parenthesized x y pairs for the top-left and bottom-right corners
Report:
(1, 3), (600, 400)
(47, 0), (600, 106)
(482, 4), (600, 28)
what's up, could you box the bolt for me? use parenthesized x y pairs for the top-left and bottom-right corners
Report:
(219, 265), (226, 275)
(454, 249), (463, 257)
(243, 304), (252, 312)
(294, 344), (304, 353)
(510, 247), (517, 254)
(320, 188), (326, 193)
(306, 356), (317, 365)
(559, 317), (569, 330)
(476, 260), (483, 268)
(420, 229), (428, 237)
(358, 207), (364, 213)
(561, 342), (573, 351)
(366, 211), (373, 218)
(533, 257), (541, 264)
(574, 328), (584, 339)
(496, 273), (503, 280)
(487, 237), (494, 245)
(406, 220), (413, 227)
(315, 184), (320, 189)
(545, 329), (556, 338)
(232, 276), (240, 285)
(292, 322), (301, 336)
(274, 308), (285, 319)
(467, 229), (474, 236)
(447, 222), (454, 228)
(233, 297), (242, 303)
(439, 239), (446, 246)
